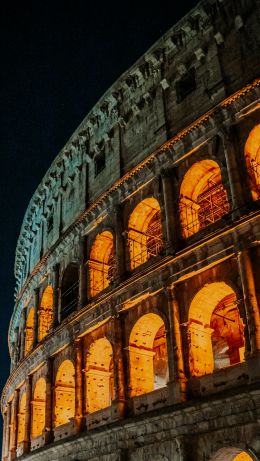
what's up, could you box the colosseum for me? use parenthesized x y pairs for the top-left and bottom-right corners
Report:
(1, 0), (260, 460)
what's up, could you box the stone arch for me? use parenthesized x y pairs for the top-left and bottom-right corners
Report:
(129, 313), (168, 397)
(60, 264), (79, 321)
(188, 282), (245, 377)
(89, 231), (115, 297)
(85, 337), (114, 413)
(54, 360), (75, 427)
(128, 197), (163, 270)
(211, 447), (256, 461)
(31, 378), (46, 438)
(17, 392), (26, 444)
(244, 124), (260, 200)
(179, 159), (229, 238)
(38, 286), (53, 340)
(25, 307), (35, 355)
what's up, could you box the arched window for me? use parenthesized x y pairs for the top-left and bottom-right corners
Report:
(86, 338), (114, 413)
(129, 313), (168, 397)
(211, 447), (254, 461)
(38, 286), (53, 340)
(60, 264), (79, 321)
(89, 231), (115, 298)
(31, 378), (46, 438)
(244, 124), (260, 200)
(128, 198), (163, 270)
(188, 282), (245, 377)
(17, 392), (26, 444)
(179, 160), (229, 238)
(54, 360), (75, 427)
(25, 307), (35, 355)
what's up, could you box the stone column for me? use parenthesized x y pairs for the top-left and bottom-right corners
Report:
(161, 168), (178, 254)
(113, 205), (126, 282)
(44, 358), (54, 444)
(222, 126), (245, 217)
(166, 287), (187, 402)
(52, 264), (60, 328)
(75, 338), (85, 431)
(33, 288), (40, 347)
(3, 402), (11, 461)
(237, 248), (260, 353)
(78, 239), (88, 309)
(112, 317), (126, 416)
(23, 376), (32, 454)
(9, 389), (19, 460)
(2, 410), (7, 460)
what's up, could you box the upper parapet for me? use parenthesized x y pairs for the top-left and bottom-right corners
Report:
(14, 0), (259, 297)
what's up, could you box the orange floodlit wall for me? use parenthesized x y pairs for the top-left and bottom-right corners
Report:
(233, 453), (253, 461)
(25, 307), (35, 355)
(188, 282), (245, 377)
(128, 198), (163, 270)
(38, 286), (53, 341)
(244, 124), (260, 200)
(212, 448), (254, 461)
(85, 337), (114, 413)
(54, 360), (75, 427)
(89, 231), (115, 297)
(17, 392), (26, 444)
(179, 160), (229, 238)
(129, 313), (168, 397)
(31, 378), (46, 438)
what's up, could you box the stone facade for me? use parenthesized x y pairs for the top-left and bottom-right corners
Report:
(2, 0), (260, 460)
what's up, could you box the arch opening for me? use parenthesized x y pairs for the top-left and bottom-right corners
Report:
(17, 392), (26, 444)
(38, 286), (53, 340)
(129, 313), (169, 397)
(31, 378), (46, 439)
(245, 124), (260, 201)
(54, 360), (75, 427)
(89, 231), (116, 298)
(25, 307), (35, 355)
(179, 160), (229, 238)
(60, 264), (79, 321)
(86, 337), (115, 414)
(188, 282), (245, 377)
(128, 198), (163, 270)
(211, 447), (254, 461)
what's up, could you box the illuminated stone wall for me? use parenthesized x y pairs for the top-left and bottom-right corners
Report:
(2, 0), (260, 460)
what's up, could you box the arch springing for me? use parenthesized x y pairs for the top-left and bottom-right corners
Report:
(188, 282), (245, 377)
(38, 286), (53, 340)
(89, 231), (116, 298)
(129, 313), (169, 397)
(31, 378), (46, 438)
(179, 160), (229, 238)
(25, 307), (35, 355)
(128, 198), (163, 270)
(54, 360), (75, 427)
(86, 337), (115, 413)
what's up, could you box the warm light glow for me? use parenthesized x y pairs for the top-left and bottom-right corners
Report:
(233, 453), (253, 461)
(89, 231), (115, 297)
(128, 198), (163, 270)
(54, 360), (75, 427)
(245, 124), (260, 200)
(38, 286), (53, 341)
(129, 313), (168, 397)
(25, 307), (35, 355)
(179, 160), (229, 238)
(17, 392), (26, 444)
(31, 378), (46, 438)
(188, 282), (245, 376)
(86, 337), (114, 413)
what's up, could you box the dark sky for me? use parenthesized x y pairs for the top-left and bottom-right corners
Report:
(0, 0), (198, 446)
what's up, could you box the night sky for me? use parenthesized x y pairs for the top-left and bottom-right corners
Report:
(0, 0), (198, 446)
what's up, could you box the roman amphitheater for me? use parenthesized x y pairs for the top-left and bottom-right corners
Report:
(1, 0), (260, 459)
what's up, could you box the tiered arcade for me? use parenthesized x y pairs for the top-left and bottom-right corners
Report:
(2, 0), (260, 460)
